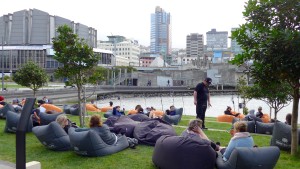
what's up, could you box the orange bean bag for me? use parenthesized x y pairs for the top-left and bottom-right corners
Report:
(217, 113), (245, 123)
(41, 104), (62, 113)
(151, 110), (164, 118)
(101, 106), (113, 112)
(86, 104), (101, 112)
(261, 114), (270, 123)
(128, 109), (138, 115)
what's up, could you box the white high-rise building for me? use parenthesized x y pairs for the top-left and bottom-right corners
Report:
(97, 35), (140, 66)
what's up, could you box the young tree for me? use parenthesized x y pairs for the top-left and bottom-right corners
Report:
(231, 0), (300, 155)
(12, 61), (48, 97)
(52, 25), (100, 127)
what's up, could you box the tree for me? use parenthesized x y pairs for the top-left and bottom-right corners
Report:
(12, 61), (48, 97)
(52, 25), (100, 127)
(231, 0), (300, 155)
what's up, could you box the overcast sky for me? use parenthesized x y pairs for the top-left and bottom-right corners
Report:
(1, 0), (248, 48)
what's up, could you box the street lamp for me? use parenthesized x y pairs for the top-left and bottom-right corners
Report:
(2, 37), (4, 91)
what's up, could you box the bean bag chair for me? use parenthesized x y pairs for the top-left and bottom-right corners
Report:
(104, 110), (113, 118)
(4, 111), (33, 133)
(101, 106), (113, 112)
(86, 104), (101, 112)
(133, 118), (177, 146)
(153, 135), (216, 169)
(127, 109), (138, 115)
(0, 104), (15, 119)
(261, 114), (270, 123)
(41, 104), (63, 113)
(217, 115), (236, 123)
(256, 121), (274, 135)
(270, 122), (300, 150)
(150, 110), (164, 118)
(32, 121), (71, 151)
(68, 127), (129, 157)
(63, 105), (71, 114)
(113, 116), (138, 137)
(103, 116), (119, 128)
(128, 114), (150, 122)
(162, 108), (183, 125)
(70, 107), (80, 116)
(216, 146), (280, 169)
(39, 112), (64, 125)
(244, 115), (263, 123)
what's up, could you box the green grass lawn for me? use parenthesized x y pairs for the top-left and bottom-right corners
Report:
(0, 115), (300, 169)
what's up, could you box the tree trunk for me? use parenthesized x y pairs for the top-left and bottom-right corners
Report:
(33, 90), (36, 98)
(77, 86), (83, 127)
(269, 107), (272, 119)
(291, 87), (299, 155)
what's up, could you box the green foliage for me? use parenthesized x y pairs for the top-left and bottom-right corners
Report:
(52, 25), (103, 127)
(231, 0), (300, 154)
(12, 61), (48, 97)
(52, 25), (100, 87)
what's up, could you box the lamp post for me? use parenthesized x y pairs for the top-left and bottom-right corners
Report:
(2, 37), (4, 91)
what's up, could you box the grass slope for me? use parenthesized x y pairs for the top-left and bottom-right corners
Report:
(0, 115), (300, 169)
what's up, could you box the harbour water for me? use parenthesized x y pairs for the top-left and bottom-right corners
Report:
(96, 95), (299, 123)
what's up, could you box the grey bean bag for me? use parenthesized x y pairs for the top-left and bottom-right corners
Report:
(270, 122), (300, 150)
(128, 114), (150, 122)
(104, 110), (113, 118)
(4, 111), (33, 133)
(162, 108), (183, 125)
(216, 146), (280, 169)
(104, 116), (120, 127)
(68, 127), (129, 157)
(0, 104), (16, 119)
(32, 121), (71, 151)
(39, 112), (64, 125)
(256, 121), (274, 135)
(153, 135), (216, 169)
(113, 116), (138, 137)
(244, 115), (263, 122)
(133, 118), (177, 146)
(63, 105), (71, 114)
(70, 107), (80, 116)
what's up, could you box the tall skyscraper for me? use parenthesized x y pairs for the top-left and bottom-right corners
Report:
(186, 33), (204, 58)
(206, 29), (228, 51)
(150, 6), (172, 55)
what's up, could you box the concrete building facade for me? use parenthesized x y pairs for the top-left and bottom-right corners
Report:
(186, 33), (204, 58)
(0, 9), (110, 75)
(206, 29), (228, 51)
(230, 28), (242, 55)
(97, 35), (140, 66)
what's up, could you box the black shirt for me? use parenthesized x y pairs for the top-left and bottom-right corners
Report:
(194, 82), (209, 105)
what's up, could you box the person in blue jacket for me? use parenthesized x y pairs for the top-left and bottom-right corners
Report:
(112, 106), (124, 116)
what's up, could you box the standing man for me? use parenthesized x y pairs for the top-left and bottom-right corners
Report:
(194, 77), (212, 129)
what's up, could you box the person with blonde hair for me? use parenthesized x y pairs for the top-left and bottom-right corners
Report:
(56, 114), (77, 133)
(222, 121), (254, 161)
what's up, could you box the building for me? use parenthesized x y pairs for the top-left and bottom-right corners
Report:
(150, 6), (172, 55)
(206, 29), (228, 51)
(97, 35), (140, 66)
(0, 9), (109, 75)
(186, 33), (204, 58)
(230, 28), (242, 55)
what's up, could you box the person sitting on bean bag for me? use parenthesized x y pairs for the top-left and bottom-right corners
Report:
(165, 105), (176, 116)
(285, 113), (292, 125)
(221, 121), (254, 161)
(224, 106), (240, 117)
(256, 106), (264, 118)
(182, 119), (219, 151)
(56, 114), (78, 134)
(112, 106), (125, 117)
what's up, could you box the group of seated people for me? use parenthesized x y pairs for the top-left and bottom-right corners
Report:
(55, 114), (138, 148)
(224, 105), (264, 119)
(185, 118), (254, 161)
